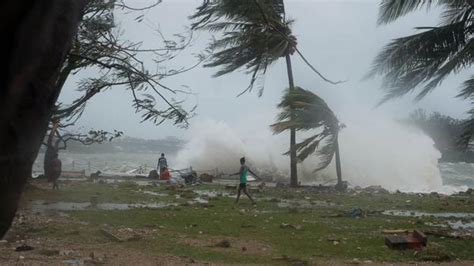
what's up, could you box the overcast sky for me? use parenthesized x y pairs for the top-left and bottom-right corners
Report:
(58, 0), (472, 140)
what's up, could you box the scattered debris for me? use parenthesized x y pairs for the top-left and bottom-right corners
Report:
(100, 228), (124, 242)
(385, 229), (427, 250)
(425, 229), (474, 239)
(15, 244), (34, 252)
(335, 181), (348, 191)
(349, 208), (366, 218)
(90, 170), (102, 179)
(280, 223), (303, 230)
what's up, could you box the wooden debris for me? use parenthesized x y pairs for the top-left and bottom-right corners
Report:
(385, 229), (427, 250)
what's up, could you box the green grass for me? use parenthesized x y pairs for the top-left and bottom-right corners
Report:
(21, 181), (474, 264)
(22, 181), (173, 204)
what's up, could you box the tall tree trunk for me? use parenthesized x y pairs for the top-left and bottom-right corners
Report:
(335, 137), (343, 189)
(0, 0), (85, 238)
(285, 54), (298, 187)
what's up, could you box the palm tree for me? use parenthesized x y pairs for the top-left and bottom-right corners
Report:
(190, 0), (341, 186)
(271, 87), (344, 188)
(369, 0), (473, 148)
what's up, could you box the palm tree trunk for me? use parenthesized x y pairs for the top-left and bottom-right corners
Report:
(335, 137), (343, 187)
(0, 0), (85, 238)
(285, 54), (298, 187)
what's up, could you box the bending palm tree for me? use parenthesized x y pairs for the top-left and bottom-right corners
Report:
(271, 87), (344, 187)
(369, 0), (473, 148)
(190, 0), (341, 186)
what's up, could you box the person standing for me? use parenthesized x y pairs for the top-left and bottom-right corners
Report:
(157, 153), (168, 176)
(50, 153), (62, 190)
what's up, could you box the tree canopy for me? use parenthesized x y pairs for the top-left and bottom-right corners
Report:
(271, 87), (341, 171)
(53, 0), (203, 128)
(369, 0), (473, 147)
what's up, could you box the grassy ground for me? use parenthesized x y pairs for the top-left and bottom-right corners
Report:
(1, 179), (474, 265)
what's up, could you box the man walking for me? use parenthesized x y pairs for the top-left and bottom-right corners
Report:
(232, 157), (258, 204)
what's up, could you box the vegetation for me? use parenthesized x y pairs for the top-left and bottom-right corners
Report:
(369, 0), (473, 148)
(405, 109), (474, 162)
(190, 0), (342, 186)
(53, 0), (200, 127)
(272, 87), (344, 186)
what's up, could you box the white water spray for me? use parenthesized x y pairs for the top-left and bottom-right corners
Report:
(175, 111), (464, 194)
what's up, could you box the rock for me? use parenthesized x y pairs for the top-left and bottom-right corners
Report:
(199, 173), (214, 183)
(60, 250), (80, 257)
(100, 229), (124, 242)
(348, 208), (366, 218)
(280, 223), (303, 230)
(215, 240), (231, 248)
(90, 171), (101, 179)
(363, 185), (389, 194)
(276, 182), (287, 188)
(148, 170), (159, 179)
(0, 240), (8, 245)
(15, 244), (34, 252)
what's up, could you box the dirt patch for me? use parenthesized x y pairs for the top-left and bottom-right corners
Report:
(181, 236), (272, 256)
(0, 242), (191, 265)
(0, 212), (194, 266)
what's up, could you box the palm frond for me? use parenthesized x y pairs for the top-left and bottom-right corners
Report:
(272, 87), (340, 172)
(378, 0), (435, 25)
(189, 0), (295, 95)
(458, 76), (474, 99)
(374, 0), (473, 149)
(313, 135), (338, 171)
(369, 21), (471, 103)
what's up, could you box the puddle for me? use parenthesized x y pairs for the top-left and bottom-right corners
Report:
(277, 199), (336, 209)
(382, 210), (474, 219)
(193, 198), (209, 204)
(140, 190), (167, 197)
(194, 190), (231, 198)
(30, 200), (177, 213)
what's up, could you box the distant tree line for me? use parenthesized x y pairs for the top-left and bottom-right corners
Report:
(405, 109), (474, 163)
(39, 136), (185, 155)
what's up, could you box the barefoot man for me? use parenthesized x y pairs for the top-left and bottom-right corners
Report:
(231, 157), (259, 204)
